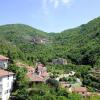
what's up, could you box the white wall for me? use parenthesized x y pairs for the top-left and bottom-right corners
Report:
(0, 75), (14, 100)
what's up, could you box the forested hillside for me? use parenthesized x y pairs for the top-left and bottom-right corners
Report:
(52, 17), (100, 67)
(0, 24), (50, 64)
(0, 17), (100, 67)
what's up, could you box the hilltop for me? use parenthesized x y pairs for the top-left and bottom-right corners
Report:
(0, 24), (48, 43)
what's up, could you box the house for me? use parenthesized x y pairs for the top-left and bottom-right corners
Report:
(0, 69), (14, 100)
(16, 62), (49, 83)
(27, 73), (44, 83)
(0, 55), (9, 69)
(71, 87), (88, 96)
(35, 63), (48, 77)
(26, 66), (44, 82)
(27, 63), (49, 83)
(52, 58), (67, 65)
(27, 66), (35, 74)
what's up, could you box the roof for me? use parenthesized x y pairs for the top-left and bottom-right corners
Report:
(27, 66), (35, 72)
(31, 75), (44, 82)
(26, 64), (48, 82)
(72, 87), (87, 92)
(0, 69), (14, 77)
(16, 62), (35, 72)
(27, 73), (44, 82)
(41, 72), (49, 77)
(38, 64), (44, 67)
(36, 64), (44, 72)
(0, 55), (9, 60)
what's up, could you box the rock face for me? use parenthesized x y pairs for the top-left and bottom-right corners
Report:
(32, 36), (49, 44)
(52, 58), (67, 65)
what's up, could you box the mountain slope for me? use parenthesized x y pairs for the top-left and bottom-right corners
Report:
(0, 24), (51, 64)
(0, 17), (100, 67)
(53, 17), (100, 66)
(0, 24), (48, 44)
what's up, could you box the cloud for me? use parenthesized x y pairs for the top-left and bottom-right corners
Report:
(42, 0), (72, 15)
(62, 0), (71, 4)
(42, 0), (49, 15)
(50, 0), (59, 8)
(50, 0), (72, 8)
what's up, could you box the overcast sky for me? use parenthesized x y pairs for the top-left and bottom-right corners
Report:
(0, 0), (100, 32)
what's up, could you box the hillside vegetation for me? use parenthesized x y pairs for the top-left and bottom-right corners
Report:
(52, 17), (100, 67)
(0, 24), (50, 64)
(0, 17), (100, 67)
(1, 17), (100, 100)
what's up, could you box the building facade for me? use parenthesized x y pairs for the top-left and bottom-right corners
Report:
(0, 69), (14, 100)
(0, 55), (9, 69)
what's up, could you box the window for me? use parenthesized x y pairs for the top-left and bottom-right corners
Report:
(7, 76), (9, 80)
(5, 90), (9, 94)
(82, 92), (85, 94)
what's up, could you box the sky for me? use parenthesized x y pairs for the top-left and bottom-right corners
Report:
(0, 0), (100, 32)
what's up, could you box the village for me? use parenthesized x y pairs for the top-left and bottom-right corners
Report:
(0, 55), (100, 100)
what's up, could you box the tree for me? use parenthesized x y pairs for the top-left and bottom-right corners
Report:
(46, 79), (59, 88)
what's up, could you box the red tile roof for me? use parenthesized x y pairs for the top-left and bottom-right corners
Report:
(38, 64), (44, 67)
(41, 72), (49, 77)
(32, 75), (44, 82)
(24, 63), (48, 82)
(0, 55), (9, 60)
(27, 73), (44, 82)
(27, 66), (35, 72)
(0, 69), (14, 77)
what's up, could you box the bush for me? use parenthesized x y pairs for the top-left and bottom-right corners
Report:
(46, 78), (59, 88)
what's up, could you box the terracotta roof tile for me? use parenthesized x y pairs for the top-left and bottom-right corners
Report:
(0, 55), (9, 60)
(41, 72), (48, 77)
(38, 64), (44, 67)
(0, 69), (14, 77)
(27, 66), (35, 72)
(27, 73), (44, 82)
